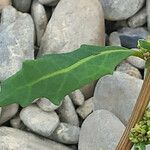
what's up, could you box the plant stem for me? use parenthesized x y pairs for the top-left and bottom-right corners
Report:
(116, 67), (150, 150)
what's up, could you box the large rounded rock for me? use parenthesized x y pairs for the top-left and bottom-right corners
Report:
(39, 0), (105, 55)
(20, 105), (59, 137)
(101, 0), (145, 21)
(147, 0), (150, 31)
(0, 6), (34, 81)
(78, 110), (125, 150)
(0, 127), (72, 150)
(93, 71), (143, 125)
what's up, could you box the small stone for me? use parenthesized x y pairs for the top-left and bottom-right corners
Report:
(76, 98), (94, 119)
(50, 123), (80, 144)
(120, 35), (142, 48)
(13, 0), (32, 12)
(0, 104), (19, 125)
(118, 27), (148, 39)
(57, 96), (79, 126)
(0, 127), (72, 150)
(147, 0), (150, 31)
(31, 0), (48, 46)
(100, 0), (145, 21)
(69, 90), (84, 106)
(20, 105), (59, 137)
(37, 98), (60, 112)
(38, 0), (59, 6)
(93, 71), (143, 125)
(127, 56), (145, 69)
(78, 110), (125, 150)
(0, 6), (34, 81)
(109, 32), (121, 46)
(0, 0), (11, 11)
(128, 8), (147, 28)
(10, 115), (24, 129)
(116, 61), (142, 79)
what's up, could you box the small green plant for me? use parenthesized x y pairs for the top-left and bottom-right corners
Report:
(0, 39), (150, 150)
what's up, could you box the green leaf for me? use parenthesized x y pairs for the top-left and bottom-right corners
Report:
(0, 45), (133, 107)
(138, 39), (150, 51)
(134, 143), (146, 150)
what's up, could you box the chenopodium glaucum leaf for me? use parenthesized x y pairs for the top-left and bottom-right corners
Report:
(0, 45), (134, 107)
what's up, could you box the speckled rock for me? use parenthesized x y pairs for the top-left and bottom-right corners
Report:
(101, 0), (145, 21)
(57, 96), (79, 126)
(20, 105), (59, 137)
(50, 123), (80, 144)
(78, 110), (125, 150)
(94, 71), (143, 125)
(0, 6), (34, 81)
(0, 127), (73, 150)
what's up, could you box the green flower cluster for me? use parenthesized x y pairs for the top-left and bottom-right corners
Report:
(129, 107), (150, 145)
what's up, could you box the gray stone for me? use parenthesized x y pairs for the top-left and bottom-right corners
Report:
(10, 115), (24, 129)
(0, 104), (19, 125)
(0, 127), (73, 150)
(127, 56), (145, 69)
(147, 0), (150, 31)
(31, 0), (48, 46)
(116, 61), (142, 79)
(128, 8), (147, 28)
(76, 98), (94, 119)
(38, 0), (59, 6)
(37, 98), (60, 112)
(94, 71), (143, 125)
(13, 0), (32, 12)
(101, 0), (145, 21)
(0, 6), (34, 81)
(20, 105), (59, 137)
(118, 27), (148, 39)
(0, 0), (11, 11)
(69, 90), (84, 106)
(57, 96), (79, 126)
(109, 32), (121, 46)
(78, 110), (125, 150)
(50, 123), (80, 144)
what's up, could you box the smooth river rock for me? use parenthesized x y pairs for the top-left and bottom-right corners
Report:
(20, 105), (59, 137)
(94, 71), (143, 125)
(147, 0), (150, 31)
(0, 127), (72, 150)
(0, 0), (11, 11)
(31, 0), (48, 46)
(101, 0), (145, 20)
(57, 96), (79, 126)
(78, 110), (125, 150)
